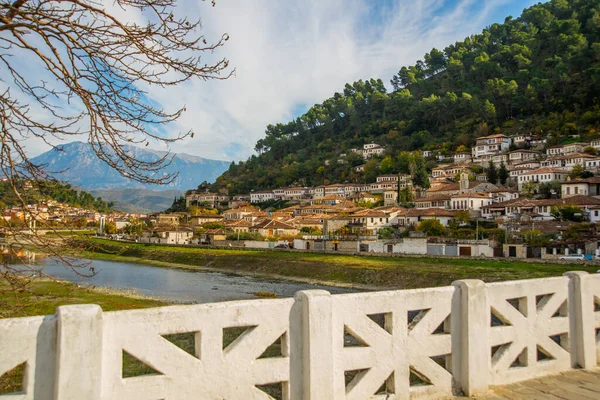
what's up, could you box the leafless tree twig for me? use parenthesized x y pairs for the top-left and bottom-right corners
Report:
(0, 0), (232, 294)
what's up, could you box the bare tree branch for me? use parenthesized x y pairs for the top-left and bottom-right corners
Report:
(0, 0), (232, 294)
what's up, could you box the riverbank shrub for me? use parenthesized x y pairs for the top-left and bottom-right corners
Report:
(225, 232), (263, 241)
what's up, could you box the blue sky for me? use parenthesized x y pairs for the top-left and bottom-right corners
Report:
(491, 1), (544, 23)
(23, 0), (548, 162)
(271, 0), (546, 124)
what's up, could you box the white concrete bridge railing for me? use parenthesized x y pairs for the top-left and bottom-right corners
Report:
(1, 272), (599, 400)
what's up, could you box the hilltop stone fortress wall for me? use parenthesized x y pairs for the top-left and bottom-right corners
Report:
(1, 272), (599, 399)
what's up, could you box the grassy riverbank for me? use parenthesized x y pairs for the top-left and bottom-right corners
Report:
(0, 279), (167, 319)
(0, 278), (171, 394)
(81, 239), (599, 289)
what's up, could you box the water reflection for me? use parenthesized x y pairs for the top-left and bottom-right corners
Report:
(1, 246), (43, 264)
(4, 253), (359, 303)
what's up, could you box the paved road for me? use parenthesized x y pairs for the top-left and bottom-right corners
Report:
(461, 368), (600, 400)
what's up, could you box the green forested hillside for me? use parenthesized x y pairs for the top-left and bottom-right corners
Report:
(0, 180), (114, 212)
(214, 0), (600, 195)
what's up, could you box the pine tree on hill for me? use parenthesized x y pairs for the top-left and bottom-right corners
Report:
(213, 0), (600, 195)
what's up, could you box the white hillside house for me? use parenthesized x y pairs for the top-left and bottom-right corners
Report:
(517, 167), (569, 190)
(250, 191), (275, 203)
(351, 143), (385, 159)
(185, 192), (229, 208)
(283, 187), (308, 201)
(453, 152), (472, 164)
(450, 193), (494, 211)
(472, 134), (511, 159)
(508, 150), (539, 165)
(547, 142), (589, 157)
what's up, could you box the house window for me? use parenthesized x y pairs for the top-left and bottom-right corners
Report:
(595, 211), (599, 217)
(567, 187), (570, 194)
(575, 187), (579, 194)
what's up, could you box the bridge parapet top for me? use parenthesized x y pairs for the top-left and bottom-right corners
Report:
(0, 273), (599, 400)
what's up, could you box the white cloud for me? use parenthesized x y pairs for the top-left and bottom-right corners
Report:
(155, 0), (532, 161)
(18, 0), (541, 162)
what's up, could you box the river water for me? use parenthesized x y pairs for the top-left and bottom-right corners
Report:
(25, 257), (359, 303)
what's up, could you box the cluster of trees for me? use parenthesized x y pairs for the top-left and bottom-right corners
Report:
(414, 212), (501, 240)
(213, 0), (600, 195)
(551, 205), (586, 221)
(411, 204), (590, 243)
(165, 196), (187, 213)
(225, 232), (263, 241)
(0, 180), (113, 212)
(486, 161), (510, 185)
(561, 222), (596, 240)
(507, 221), (597, 246)
(188, 206), (219, 216)
(569, 164), (595, 179)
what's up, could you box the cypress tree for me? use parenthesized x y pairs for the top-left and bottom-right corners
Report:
(487, 161), (498, 184)
(498, 161), (509, 185)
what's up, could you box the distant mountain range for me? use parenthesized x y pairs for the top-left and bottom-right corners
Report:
(88, 188), (184, 213)
(31, 141), (231, 191)
(30, 141), (230, 213)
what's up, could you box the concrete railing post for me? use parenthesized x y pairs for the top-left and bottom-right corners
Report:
(564, 271), (596, 369)
(289, 290), (333, 400)
(54, 305), (103, 400)
(452, 279), (489, 396)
